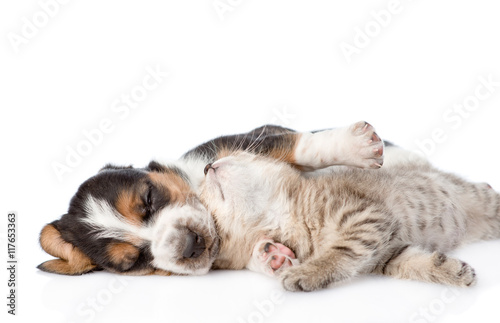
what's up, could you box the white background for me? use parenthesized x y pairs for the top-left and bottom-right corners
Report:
(1, 1), (500, 322)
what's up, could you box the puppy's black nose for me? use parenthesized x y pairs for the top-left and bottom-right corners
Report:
(204, 163), (212, 175)
(183, 231), (206, 259)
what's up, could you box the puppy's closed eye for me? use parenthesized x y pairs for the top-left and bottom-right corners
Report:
(141, 183), (171, 221)
(141, 185), (156, 222)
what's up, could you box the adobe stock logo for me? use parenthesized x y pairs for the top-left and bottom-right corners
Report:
(414, 74), (499, 157)
(7, 0), (71, 53)
(409, 287), (462, 323)
(212, 0), (245, 21)
(269, 105), (297, 127)
(51, 65), (169, 182)
(237, 289), (285, 323)
(63, 276), (131, 323)
(339, 0), (410, 64)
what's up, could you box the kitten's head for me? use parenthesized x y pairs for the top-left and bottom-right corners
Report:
(200, 152), (293, 220)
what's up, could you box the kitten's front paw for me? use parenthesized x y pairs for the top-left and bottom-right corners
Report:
(346, 121), (384, 169)
(280, 265), (329, 292)
(247, 238), (298, 277)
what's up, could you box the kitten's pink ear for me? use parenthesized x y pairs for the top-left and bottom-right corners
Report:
(38, 222), (97, 275)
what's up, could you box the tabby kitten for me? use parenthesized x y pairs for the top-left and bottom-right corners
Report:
(200, 146), (500, 291)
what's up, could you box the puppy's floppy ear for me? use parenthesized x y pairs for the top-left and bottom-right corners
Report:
(146, 160), (169, 173)
(99, 164), (134, 172)
(147, 161), (187, 179)
(37, 220), (97, 275)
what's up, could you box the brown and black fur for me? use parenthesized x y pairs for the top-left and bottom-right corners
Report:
(40, 124), (383, 276)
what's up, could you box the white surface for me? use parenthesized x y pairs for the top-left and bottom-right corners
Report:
(1, 1), (500, 322)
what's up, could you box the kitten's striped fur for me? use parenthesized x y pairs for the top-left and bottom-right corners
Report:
(200, 146), (500, 291)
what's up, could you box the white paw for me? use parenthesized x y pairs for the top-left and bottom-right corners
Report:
(345, 121), (384, 169)
(294, 121), (384, 170)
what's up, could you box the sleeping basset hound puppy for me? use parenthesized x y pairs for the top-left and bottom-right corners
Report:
(38, 122), (383, 277)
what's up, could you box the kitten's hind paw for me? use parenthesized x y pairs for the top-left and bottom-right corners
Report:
(431, 253), (477, 287)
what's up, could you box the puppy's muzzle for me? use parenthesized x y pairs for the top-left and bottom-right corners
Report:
(183, 231), (206, 259)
